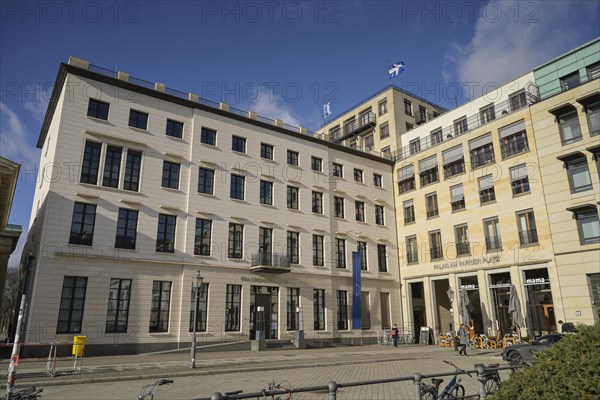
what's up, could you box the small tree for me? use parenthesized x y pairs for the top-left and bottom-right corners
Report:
(491, 323), (600, 400)
(0, 267), (22, 337)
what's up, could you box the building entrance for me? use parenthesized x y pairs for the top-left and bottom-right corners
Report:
(250, 286), (279, 340)
(458, 276), (483, 334)
(489, 272), (512, 336)
(410, 282), (426, 342)
(524, 269), (556, 336)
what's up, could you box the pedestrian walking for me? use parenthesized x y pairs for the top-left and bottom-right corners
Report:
(458, 323), (468, 356)
(390, 324), (399, 348)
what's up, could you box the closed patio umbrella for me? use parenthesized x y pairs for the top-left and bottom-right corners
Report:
(508, 284), (525, 336)
(459, 288), (474, 327)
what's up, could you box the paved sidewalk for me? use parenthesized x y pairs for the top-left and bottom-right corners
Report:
(1, 343), (510, 399)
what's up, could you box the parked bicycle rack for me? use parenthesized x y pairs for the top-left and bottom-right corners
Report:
(1, 340), (85, 377)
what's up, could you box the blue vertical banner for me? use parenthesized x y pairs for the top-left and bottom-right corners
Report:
(352, 251), (362, 329)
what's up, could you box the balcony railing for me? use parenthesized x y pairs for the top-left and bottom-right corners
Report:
(390, 89), (539, 162)
(519, 230), (538, 245)
(406, 252), (419, 264)
(485, 236), (502, 251)
(456, 242), (470, 256)
(430, 247), (443, 260)
(331, 111), (376, 142)
(250, 251), (290, 273)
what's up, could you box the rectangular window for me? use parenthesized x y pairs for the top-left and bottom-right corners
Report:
(469, 133), (495, 168)
(333, 163), (343, 178)
(287, 231), (300, 264)
(201, 127), (217, 145)
(69, 202), (96, 246)
(454, 116), (468, 135)
(258, 227), (273, 264)
(166, 119), (183, 138)
(357, 241), (368, 270)
(364, 134), (374, 151)
(380, 122), (389, 139)
(189, 283), (209, 332)
(418, 106), (427, 123)
(500, 120), (528, 158)
(558, 110), (583, 145)
(128, 109), (148, 130)
(375, 205), (385, 225)
(105, 278), (132, 333)
(102, 145), (122, 188)
(425, 192), (439, 218)
(429, 230), (443, 260)
(344, 118), (356, 135)
(287, 150), (299, 166)
(573, 208), (600, 245)
(450, 184), (465, 212)
(381, 146), (391, 159)
(378, 99), (388, 116)
(442, 145), (465, 178)
(230, 174), (245, 200)
(480, 104), (495, 124)
(404, 99), (412, 116)
(484, 217), (502, 251)
(228, 223), (244, 259)
(336, 290), (348, 330)
(419, 155), (439, 186)
(156, 214), (176, 253)
(260, 143), (274, 160)
(510, 164), (530, 195)
(354, 168), (364, 183)
(161, 161), (180, 189)
(565, 157), (592, 193)
(225, 285), (241, 331)
(287, 186), (299, 209)
(329, 126), (341, 141)
(287, 288), (300, 331)
(232, 136), (246, 153)
(149, 281), (171, 332)
(313, 289), (326, 331)
(355, 201), (365, 222)
(560, 72), (580, 91)
(80, 141), (102, 184)
(123, 150), (142, 192)
(398, 164), (416, 193)
(312, 191), (323, 214)
(406, 236), (418, 264)
(260, 180), (273, 205)
(587, 62), (600, 80)
(517, 209), (538, 245)
(115, 208), (138, 249)
(478, 174), (496, 204)
(361, 292), (371, 330)
(586, 102), (600, 137)
(87, 99), (109, 120)
(403, 199), (415, 224)
(334, 196), (345, 218)
(377, 244), (387, 272)
(509, 91), (527, 111)
(430, 128), (442, 146)
(198, 167), (215, 195)
(313, 235), (324, 266)
(373, 173), (382, 187)
(336, 238), (346, 268)
(409, 138), (421, 155)
(311, 156), (322, 172)
(194, 218), (212, 256)
(454, 224), (470, 256)
(57, 276), (87, 334)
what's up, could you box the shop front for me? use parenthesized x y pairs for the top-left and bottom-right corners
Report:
(458, 275), (483, 334)
(523, 268), (556, 336)
(489, 272), (512, 336)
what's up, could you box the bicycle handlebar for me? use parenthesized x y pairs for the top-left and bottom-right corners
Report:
(158, 379), (174, 385)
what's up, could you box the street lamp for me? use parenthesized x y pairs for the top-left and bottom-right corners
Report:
(190, 270), (203, 369)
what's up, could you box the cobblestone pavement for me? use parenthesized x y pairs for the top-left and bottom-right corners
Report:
(3, 344), (512, 400)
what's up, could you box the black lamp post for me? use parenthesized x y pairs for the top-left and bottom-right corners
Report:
(190, 270), (203, 369)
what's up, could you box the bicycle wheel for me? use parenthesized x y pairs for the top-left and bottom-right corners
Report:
(420, 387), (437, 400)
(446, 384), (464, 399)
(484, 377), (500, 394)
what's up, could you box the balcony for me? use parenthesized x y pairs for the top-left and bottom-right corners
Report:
(485, 236), (502, 251)
(430, 247), (443, 261)
(456, 242), (470, 256)
(250, 251), (291, 273)
(332, 111), (376, 142)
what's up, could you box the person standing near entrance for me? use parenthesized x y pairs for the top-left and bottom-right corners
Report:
(390, 324), (399, 347)
(458, 323), (468, 356)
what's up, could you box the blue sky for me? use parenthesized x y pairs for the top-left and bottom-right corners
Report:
(1, 0), (599, 267)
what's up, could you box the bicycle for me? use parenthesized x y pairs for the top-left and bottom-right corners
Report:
(261, 380), (293, 400)
(476, 363), (501, 395)
(1, 387), (43, 400)
(138, 379), (174, 400)
(420, 360), (470, 400)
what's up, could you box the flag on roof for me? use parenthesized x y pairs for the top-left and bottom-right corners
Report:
(389, 61), (406, 79)
(323, 102), (332, 118)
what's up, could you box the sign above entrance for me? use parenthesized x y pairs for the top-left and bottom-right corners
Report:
(524, 277), (550, 286)
(460, 284), (478, 290)
(241, 275), (288, 285)
(433, 255), (500, 271)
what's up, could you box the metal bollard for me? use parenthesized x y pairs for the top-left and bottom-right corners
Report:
(210, 392), (223, 400)
(476, 364), (487, 400)
(328, 380), (338, 400)
(413, 373), (422, 400)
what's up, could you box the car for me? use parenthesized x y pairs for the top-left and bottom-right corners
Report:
(501, 333), (564, 365)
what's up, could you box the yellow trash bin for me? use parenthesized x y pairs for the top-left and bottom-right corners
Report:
(72, 336), (86, 357)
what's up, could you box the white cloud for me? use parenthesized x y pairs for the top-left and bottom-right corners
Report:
(443, 1), (600, 98)
(249, 94), (302, 128)
(0, 103), (40, 166)
(24, 95), (49, 122)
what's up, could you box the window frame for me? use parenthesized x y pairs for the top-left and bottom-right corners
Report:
(355, 200), (365, 222)
(377, 244), (387, 272)
(232, 135), (247, 153)
(336, 238), (346, 268)
(312, 191), (323, 214)
(573, 208), (600, 245)
(103, 145), (122, 188)
(194, 218), (212, 256)
(375, 205), (385, 225)
(156, 214), (176, 253)
(230, 174), (245, 200)
(149, 280), (171, 333)
(311, 156), (323, 172)
(115, 208), (138, 250)
(287, 231), (300, 264)
(105, 278), (132, 333)
(313, 289), (326, 331)
(333, 163), (343, 178)
(228, 223), (244, 259)
(198, 167), (215, 195)
(225, 284), (242, 331)
(313, 234), (324, 266)
(57, 276), (87, 334)
(128, 109), (148, 130)
(161, 160), (180, 189)
(69, 202), (97, 246)
(87, 99), (109, 120)
(165, 119), (183, 139)
(287, 150), (299, 166)
(287, 185), (299, 210)
(260, 180), (273, 205)
(260, 143), (274, 160)
(334, 196), (345, 218)
(201, 127), (217, 146)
